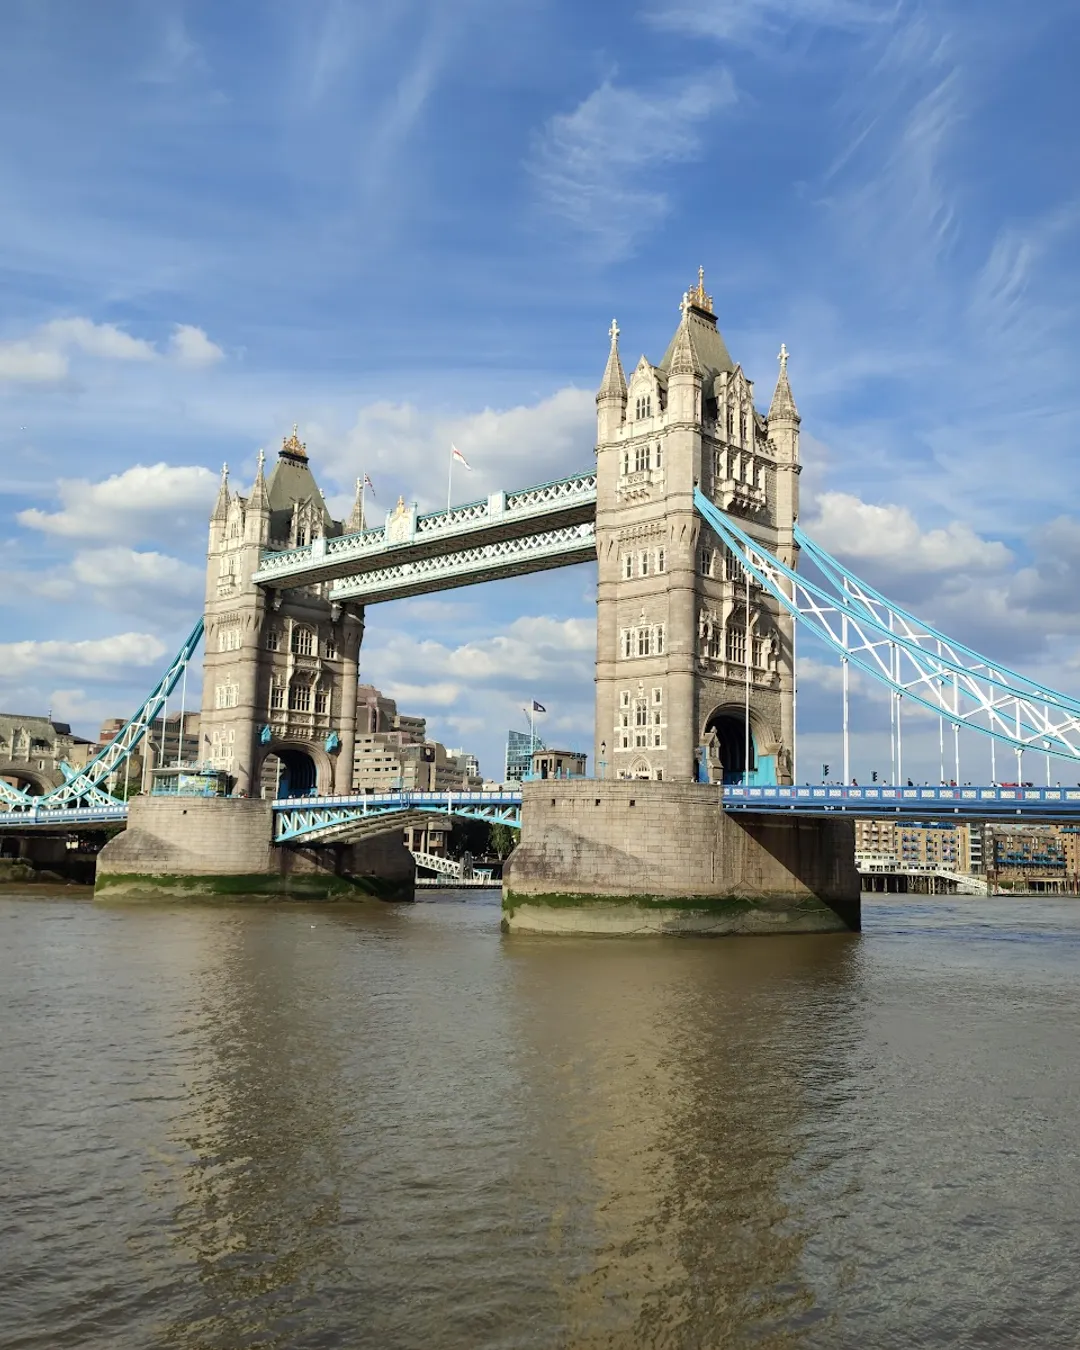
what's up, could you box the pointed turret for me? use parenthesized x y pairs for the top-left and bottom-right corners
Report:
(211, 463), (230, 522)
(668, 298), (696, 376)
(597, 319), (628, 440)
(769, 344), (800, 423)
(347, 477), (367, 534)
(248, 448), (269, 511)
(598, 318), (627, 401)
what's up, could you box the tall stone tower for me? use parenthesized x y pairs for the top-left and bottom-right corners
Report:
(200, 428), (366, 797)
(594, 271), (799, 785)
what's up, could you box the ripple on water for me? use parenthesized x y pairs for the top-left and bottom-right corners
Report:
(1, 891), (1079, 1348)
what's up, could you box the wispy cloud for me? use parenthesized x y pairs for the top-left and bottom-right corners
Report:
(648, 0), (893, 45)
(529, 70), (737, 261)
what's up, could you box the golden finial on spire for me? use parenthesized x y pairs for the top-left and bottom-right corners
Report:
(281, 423), (307, 459)
(687, 266), (714, 315)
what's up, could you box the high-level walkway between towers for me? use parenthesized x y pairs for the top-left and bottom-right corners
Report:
(252, 470), (597, 603)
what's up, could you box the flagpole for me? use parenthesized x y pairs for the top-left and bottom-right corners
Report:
(447, 446), (453, 514)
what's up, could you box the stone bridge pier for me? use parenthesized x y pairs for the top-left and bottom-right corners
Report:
(95, 797), (414, 901)
(503, 780), (860, 935)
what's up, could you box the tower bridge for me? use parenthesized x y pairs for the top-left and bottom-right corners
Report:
(6, 269), (1080, 934)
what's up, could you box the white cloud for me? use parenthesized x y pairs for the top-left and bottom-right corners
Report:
(0, 632), (168, 682)
(169, 323), (225, 366)
(319, 387), (595, 510)
(529, 71), (736, 260)
(17, 463), (219, 544)
(803, 491), (1013, 574)
(0, 316), (225, 384)
(0, 340), (68, 382)
(362, 613), (597, 776)
(70, 547), (205, 617)
(40, 317), (156, 361)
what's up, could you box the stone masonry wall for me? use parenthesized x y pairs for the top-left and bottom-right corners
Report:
(504, 779), (860, 934)
(95, 796), (414, 900)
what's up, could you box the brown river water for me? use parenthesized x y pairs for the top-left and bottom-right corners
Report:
(2, 890), (1080, 1349)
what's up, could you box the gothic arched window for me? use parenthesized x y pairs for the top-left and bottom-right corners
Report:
(291, 626), (314, 656)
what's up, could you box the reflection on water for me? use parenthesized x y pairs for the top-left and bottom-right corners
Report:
(2, 893), (1080, 1348)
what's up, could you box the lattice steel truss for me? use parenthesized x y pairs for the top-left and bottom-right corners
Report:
(255, 470), (598, 587)
(695, 489), (1080, 763)
(1, 619), (206, 812)
(273, 791), (522, 843)
(329, 523), (596, 604)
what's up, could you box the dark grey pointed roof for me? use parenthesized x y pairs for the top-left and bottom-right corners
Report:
(265, 427), (334, 530)
(657, 292), (733, 397)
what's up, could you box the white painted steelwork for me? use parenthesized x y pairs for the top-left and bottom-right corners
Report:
(328, 522), (596, 605)
(253, 471), (597, 589)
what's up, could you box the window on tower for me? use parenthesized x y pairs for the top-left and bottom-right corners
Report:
(288, 679), (312, 712)
(291, 626), (314, 657)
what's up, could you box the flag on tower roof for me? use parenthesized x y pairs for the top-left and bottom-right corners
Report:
(451, 444), (471, 468)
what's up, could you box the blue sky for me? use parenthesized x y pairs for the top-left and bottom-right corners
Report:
(2, 0), (1079, 781)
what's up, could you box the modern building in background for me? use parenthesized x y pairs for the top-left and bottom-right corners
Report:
(854, 819), (977, 874)
(505, 729), (543, 782)
(349, 685), (482, 796)
(984, 823), (1072, 891)
(854, 818), (1080, 893)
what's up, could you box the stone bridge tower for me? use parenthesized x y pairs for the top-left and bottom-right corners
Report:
(594, 271), (799, 785)
(200, 428), (366, 798)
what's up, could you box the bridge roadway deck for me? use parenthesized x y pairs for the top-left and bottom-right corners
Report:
(252, 470), (597, 593)
(5, 785), (1080, 836)
(724, 784), (1080, 819)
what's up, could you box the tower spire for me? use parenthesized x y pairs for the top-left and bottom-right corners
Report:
(248, 448), (269, 510)
(211, 462), (230, 521)
(597, 318), (627, 403)
(769, 343), (800, 422)
(668, 300), (696, 376)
